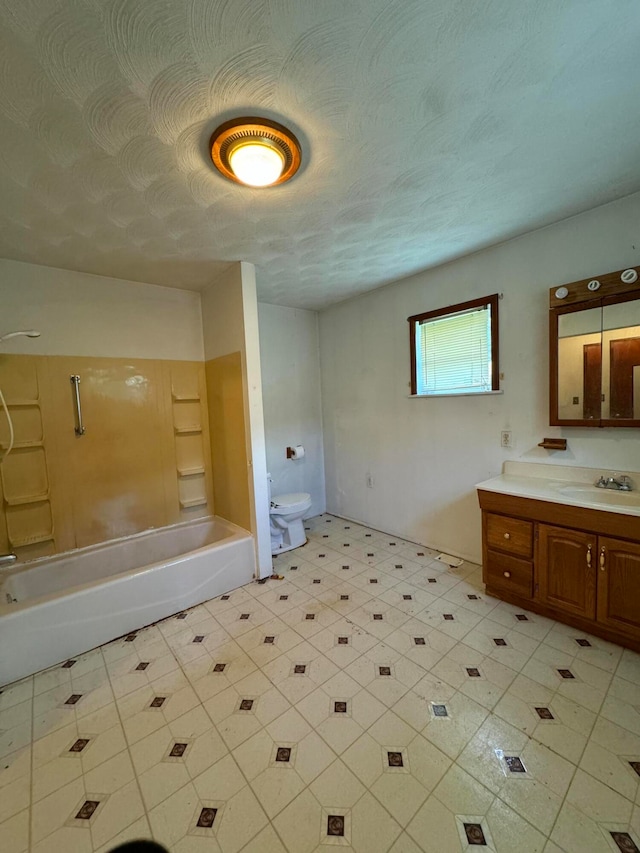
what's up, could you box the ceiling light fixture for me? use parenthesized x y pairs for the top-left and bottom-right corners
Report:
(209, 117), (301, 188)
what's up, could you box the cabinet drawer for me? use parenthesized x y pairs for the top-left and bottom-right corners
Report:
(485, 550), (534, 599)
(485, 513), (533, 558)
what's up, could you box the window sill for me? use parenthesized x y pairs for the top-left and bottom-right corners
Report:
(408, 390), (504, 399)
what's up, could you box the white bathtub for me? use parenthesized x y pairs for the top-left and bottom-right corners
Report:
(0, 516), (255, 687)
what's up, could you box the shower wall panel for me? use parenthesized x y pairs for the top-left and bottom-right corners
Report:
(205, 352), (251, 532)
(0, 354), (213, 558)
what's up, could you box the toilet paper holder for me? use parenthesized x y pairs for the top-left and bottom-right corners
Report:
(286, 445), (305, 459)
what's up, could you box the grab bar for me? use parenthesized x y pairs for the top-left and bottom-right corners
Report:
(70, 375), (86, 436)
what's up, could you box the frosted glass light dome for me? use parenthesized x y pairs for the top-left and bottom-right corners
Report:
(228, 140), (285, 187)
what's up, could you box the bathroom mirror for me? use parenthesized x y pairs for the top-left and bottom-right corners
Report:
(550, 268), (640, 427)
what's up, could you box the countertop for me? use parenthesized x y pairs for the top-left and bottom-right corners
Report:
(476, 461), (640, 518)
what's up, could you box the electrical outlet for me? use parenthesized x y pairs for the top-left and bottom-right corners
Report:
(366, 473), (374, 488)
(501, 430), (512, 448)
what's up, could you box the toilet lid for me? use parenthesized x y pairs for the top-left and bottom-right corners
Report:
(271, 492), (311, 508)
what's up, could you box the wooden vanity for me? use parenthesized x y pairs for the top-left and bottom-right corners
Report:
(477, 466), (640, 652)
(477, 265), (640, 650)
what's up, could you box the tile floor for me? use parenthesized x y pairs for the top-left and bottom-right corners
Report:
(2, 514), (640, 852)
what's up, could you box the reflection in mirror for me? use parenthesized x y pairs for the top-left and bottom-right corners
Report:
(557, 307), (602, 420)
(602, 299), (640, 420)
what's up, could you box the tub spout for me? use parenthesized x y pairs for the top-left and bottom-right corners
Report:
(0, 553), (17, 566)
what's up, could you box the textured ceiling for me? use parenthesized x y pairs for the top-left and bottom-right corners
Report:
(0, 0), (639, 309)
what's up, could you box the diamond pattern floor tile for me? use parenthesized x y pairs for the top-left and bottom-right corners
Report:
(3, 513), (640, 852)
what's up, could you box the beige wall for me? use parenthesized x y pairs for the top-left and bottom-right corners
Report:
(238, 264), (271, 577)
(557, 332), (601, 419)
(0, 258), (204, 361)
(558, 306), (640, 419)
(201, 265), (245, 363)
(0, 354), (212, 560)
(320, 190), (640, 564)
(602, 325), (640, 419)
(258, 302), (326, 516)
(202, 263), (271, 577)
(202, 265), (252, 536)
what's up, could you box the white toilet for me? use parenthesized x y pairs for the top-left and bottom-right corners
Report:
(268, 475), (312, 555)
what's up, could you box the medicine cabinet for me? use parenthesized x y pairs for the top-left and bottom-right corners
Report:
(549, 266), (640, 427)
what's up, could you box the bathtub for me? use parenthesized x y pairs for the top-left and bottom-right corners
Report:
(0, 516), (255, 687)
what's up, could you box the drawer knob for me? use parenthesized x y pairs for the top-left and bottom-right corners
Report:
(503, 571), (511, 578)
(503, 532), (511, 540)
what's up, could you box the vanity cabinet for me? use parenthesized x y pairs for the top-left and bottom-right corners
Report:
(478, 489), (640, 651)
(483, 512), (534, 599)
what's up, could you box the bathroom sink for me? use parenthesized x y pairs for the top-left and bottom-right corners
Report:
(556, 484), (640, 508)
(477, 463), (640, 518)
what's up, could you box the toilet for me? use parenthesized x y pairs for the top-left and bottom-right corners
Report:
(268, 475), (312, 555)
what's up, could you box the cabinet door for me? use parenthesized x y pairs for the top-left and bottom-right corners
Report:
(538, 524), (597, 619)
(597, 537), (640, 639)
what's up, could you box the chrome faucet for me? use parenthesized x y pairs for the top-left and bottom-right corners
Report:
(595, 474), (633, 491)
(0, 553), (17, 566)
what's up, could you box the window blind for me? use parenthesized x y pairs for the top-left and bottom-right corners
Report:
(416, 305), (491, 394)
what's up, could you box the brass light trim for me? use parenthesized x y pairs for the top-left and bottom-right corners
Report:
(209, 117), (302, 187)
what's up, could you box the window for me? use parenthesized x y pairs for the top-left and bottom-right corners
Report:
(408, 294), (499, 396)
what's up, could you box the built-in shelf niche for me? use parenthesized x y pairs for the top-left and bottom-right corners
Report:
(0, 367), (55, 554)
(0, 399), (44, 446)
(0, 447), (54, 548)
(2, 439), (45, 449)
(178, 466), (205, 477)
(5, 486), (54, 548)
(4, 492), (50, 507)
(6, 398), (40, 406)
(170, 367), (208, 515)
(1, 445), (48, 500)
(179, 497), (208, 509)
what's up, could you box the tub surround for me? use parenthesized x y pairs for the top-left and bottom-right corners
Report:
(0, 516), (254, 687)
(1, 258), (272, 577)
(477, 462), (640, 651)
(205, 351), (251, 532)
(0, 354), (214, 561)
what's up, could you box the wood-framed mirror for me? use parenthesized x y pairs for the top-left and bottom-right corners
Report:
(550, 267), (640, 427)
